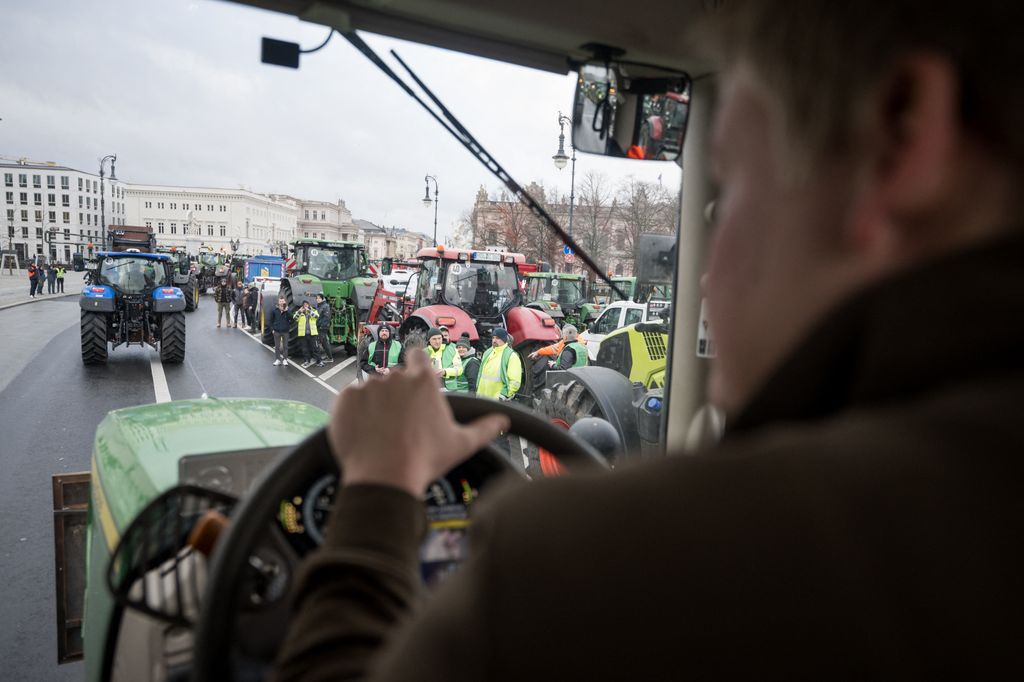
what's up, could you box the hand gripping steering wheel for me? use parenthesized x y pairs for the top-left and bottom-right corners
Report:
(192, 393), (608, 681)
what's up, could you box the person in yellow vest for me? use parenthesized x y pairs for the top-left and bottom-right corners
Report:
(293, 300), (323, 368)
(55, 265), (66, 293)
(362, 325), (404, 377)
(424, 327), (463, 390)
(477, 327), (522, 401)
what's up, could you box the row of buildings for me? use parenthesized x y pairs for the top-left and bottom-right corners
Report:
(2, 158), (431, 265)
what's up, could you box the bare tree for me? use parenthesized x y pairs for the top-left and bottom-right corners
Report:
(572, 171), (615, 275)
(450, 209), (475, 249)
(615, 177), (679, 274)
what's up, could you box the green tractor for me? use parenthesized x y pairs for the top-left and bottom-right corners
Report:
(155, 246), (199, 312)
(259, 239), (377, 356)
(524, 272), (590, 329)
(195, 251), (225, 293)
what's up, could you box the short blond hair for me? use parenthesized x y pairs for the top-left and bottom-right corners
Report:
(700, 0), (1024, 174)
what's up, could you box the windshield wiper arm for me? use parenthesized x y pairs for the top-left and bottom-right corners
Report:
(339, 32), (628, 302)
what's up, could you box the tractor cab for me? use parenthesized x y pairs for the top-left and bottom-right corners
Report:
(94, 253), (171, 294)
(525, 272), (588, 327)
(290, 239), (367, 282)
(407, 247), (524, 323)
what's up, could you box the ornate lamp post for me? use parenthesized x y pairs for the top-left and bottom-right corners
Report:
(553, 112), (577, 272)
(98, 154), (117, 251)
(422, 174), (439, 246)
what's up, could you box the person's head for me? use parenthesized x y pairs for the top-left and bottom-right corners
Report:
(220, 278), (228, 286)
(426, 327), (443, 349)
(301, 300), (311, 310)
(491, 327), (509, 347)
(698, 0), (1021, 415)
(236, 281), (243, 288)
(456, 338), (472, 357)
(439, 326), (450, 343)
(316, 293), (325, 303)
(378, 325), (391, 341)
(561, 324), (578, 343)
(277, 297), (287, 309)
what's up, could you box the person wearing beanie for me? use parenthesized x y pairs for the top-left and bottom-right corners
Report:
(477, 327), (522, 400)
(528, 324), (589, 388)
(362, 325), (404, 376)
(424, 327), (463, 390)
(454, 338), (480, 393)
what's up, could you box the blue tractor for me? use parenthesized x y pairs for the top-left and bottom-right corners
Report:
(80, 251), (187, 365)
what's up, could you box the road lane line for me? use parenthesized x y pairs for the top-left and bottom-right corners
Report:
(237, 326), (346, 395)
(319, 355), (356, 381)
(150, 355), (172, 403)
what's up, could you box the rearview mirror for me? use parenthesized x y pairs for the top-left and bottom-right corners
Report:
(572, 61), (690, 162)
(381, 258), (393, 276)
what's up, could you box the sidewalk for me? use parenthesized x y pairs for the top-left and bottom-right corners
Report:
(0, 270), (86, 310)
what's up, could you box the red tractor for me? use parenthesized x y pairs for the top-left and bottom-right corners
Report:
(372, 246), (561, 395)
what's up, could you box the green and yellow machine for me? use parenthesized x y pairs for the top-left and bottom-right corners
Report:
(52, 398), (328, 680)
(154, 246), (199, 312)
(260, 239), (377, 355)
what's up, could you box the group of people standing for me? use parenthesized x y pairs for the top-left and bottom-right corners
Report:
(26, 262), (65, 298)
(266, 293), (333, 368)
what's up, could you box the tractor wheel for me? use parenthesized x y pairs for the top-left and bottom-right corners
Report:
(159, 312), (186, 364)
(80, 311), (108, 365)
(181, 280), (197, 312)
(522, 379), (613, 478)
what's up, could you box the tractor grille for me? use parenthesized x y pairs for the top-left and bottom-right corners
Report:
(642, 332), (667, 361)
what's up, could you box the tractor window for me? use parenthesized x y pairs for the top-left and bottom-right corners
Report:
(97, 256), (161, 294)
(305, 248), (359, 281)
(623, 308), (644, 327)
(444, 262), (518, 318)
(591, 308), (621, 335)
(417, 259), (440, 305)
(553, 279), (585, 306)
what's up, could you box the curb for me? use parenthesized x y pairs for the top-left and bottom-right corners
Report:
(0, 291), (79, 312)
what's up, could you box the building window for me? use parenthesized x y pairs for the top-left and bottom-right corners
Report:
(36, 227), (43, 238)
(20, 174), (28, 187)
(64, 228), (70, 240)
(47, 193), (56, 206)
(61, 194), (69, 207)
(170, 202), (176, 210)
(3, 173), (11, 187)
(321, 233), (326, 240)
(5, 208), (12, 222)
(77, 177), (83, 190)
(321, 211), (326, 221)
(219, 226), (226, 236)
(33, 193), (42, 205)
(21, 226), (28, 237)
(157, 202), (164, 210)
(304, 232), (309, 238)
(194, 204), (200, 212)
(145, 221), (152, 229)
(4, 192), (11, 204)
(207, 226), (213, 236)
(48, 211), (56, 223)
(87, 214), (92, 225)
(170, 223), (176, 235)
(207, 204), (213, 211)
(304, 210), (309, 220)
(32, 175), (41, 188)
(63, 212), (70, 224)
(183, 203), (189, 211)
(35, 210), (43, 222)
(78, 196), (83, 208)
(157, 222), (165, 233)
(220, 205), (226, 212)
(144, 201), (151, 209)
(78, 212), (83, 224)
(19, 192), (27, 204)
(61, 176), (69, 190)
(46, 175), (55, 188)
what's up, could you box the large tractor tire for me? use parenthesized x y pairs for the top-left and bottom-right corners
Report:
(260, 304), (273, 346)
(159, 312), (186, 364)
(181, 278), (199, 312)
(80, 311), (108, 365)
(522, 368), (640, 477)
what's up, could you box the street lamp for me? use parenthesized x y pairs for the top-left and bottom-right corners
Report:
(553, 112), (577, 271)
(99, 154), (117, 251)
(422, 174), (439, 246)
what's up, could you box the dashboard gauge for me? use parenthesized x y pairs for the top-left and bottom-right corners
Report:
(302, 475), (337, 545)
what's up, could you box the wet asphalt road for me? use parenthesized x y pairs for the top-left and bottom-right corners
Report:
(0, 297), (359, 681)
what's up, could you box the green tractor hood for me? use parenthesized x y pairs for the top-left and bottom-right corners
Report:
(91, 398), (327, 546)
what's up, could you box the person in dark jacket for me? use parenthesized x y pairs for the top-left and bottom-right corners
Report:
(46, 264), (56, 294)
(231, 281), (245, 328)
(268, 296), (291, 366)
(360, 325), (404, 376)
(455, 337), (480, 393)
(273, 2), (1024, 681)
(214, 278), (232, 328)
(315, 293), (334, 363)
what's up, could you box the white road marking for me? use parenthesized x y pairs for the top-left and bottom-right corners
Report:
(319, 355), (356, 381)
(150, 355), (172, 403)
(237, 327), (350, 396)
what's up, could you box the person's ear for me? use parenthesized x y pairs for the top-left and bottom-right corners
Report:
(848, 54), (960, 251)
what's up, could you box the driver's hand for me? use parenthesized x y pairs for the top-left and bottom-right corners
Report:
(328, 351), (509, 496)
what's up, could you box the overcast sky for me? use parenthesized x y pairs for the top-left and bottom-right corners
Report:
(0, 0), (679, 244)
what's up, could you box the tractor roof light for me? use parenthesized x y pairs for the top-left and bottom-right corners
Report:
(504, 256), (515, 264)
(436, 316), (457, 326)
(436, 244), (445, 254)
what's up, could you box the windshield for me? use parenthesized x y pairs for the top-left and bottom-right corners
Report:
(527, 277), (585, 306)
(97, 256), (163, 293)
(443, 262), (519, 317)
(199, 253), (219, 266)
(302, 246), (360, 281)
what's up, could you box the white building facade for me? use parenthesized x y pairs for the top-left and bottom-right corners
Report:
(123, 185), (298, 256)
(3, 160), (128, 264)
(293, 198), (360, 242)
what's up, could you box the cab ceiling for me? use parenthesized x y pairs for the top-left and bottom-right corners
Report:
(227, 0), (715, 74)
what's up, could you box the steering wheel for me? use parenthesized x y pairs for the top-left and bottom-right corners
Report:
(192, 393), (607, 681)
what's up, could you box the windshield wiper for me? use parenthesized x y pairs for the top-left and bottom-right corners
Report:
(339, 32), (628, 302)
